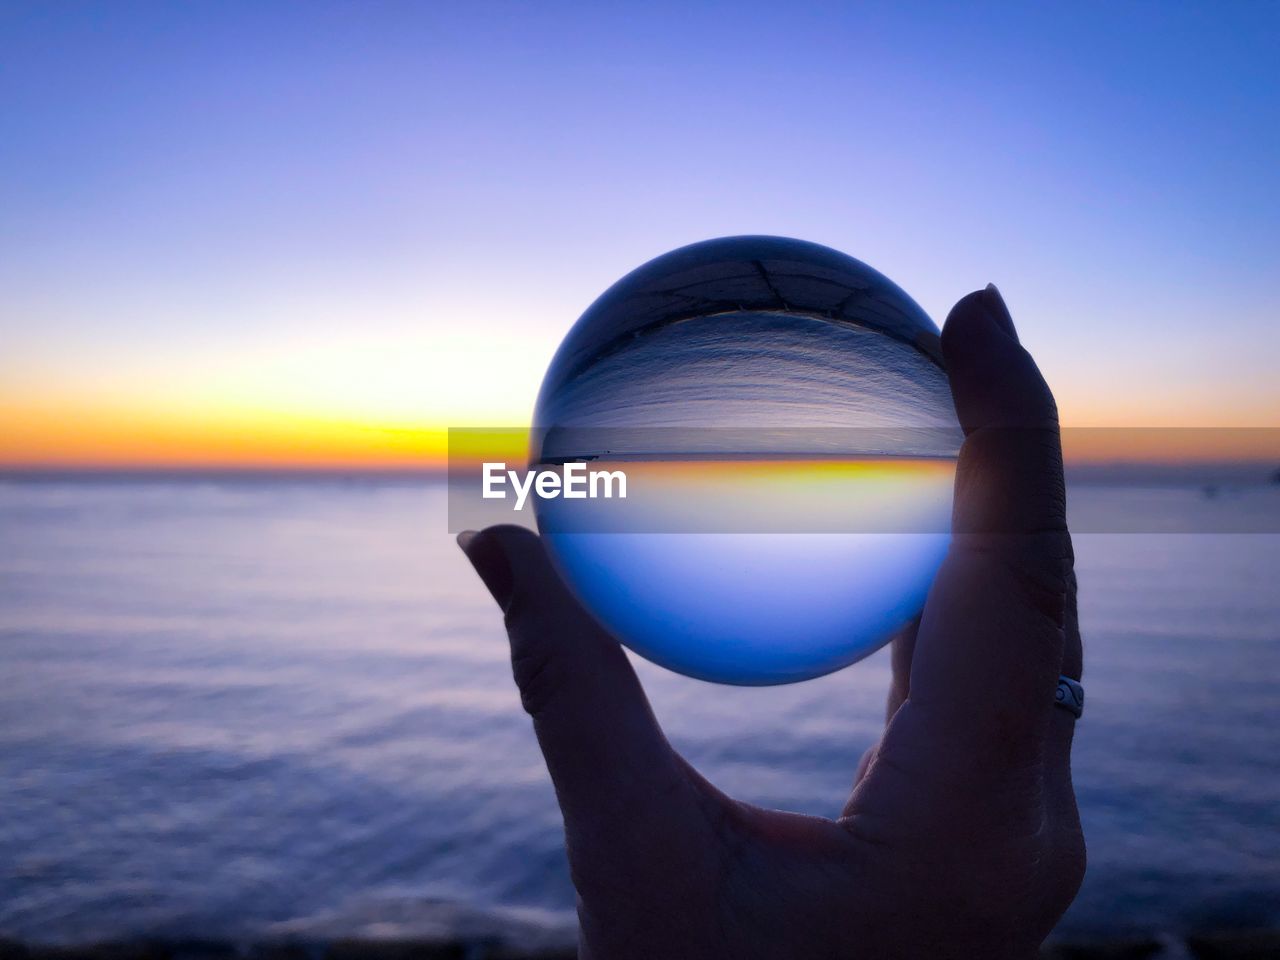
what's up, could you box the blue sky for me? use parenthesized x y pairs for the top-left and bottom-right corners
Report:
(1, 1), (1277, 463)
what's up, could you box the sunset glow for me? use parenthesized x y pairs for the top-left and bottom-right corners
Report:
(2, 4), (1277, 471)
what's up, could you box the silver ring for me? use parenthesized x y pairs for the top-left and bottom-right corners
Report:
(1055, 676), (1084, 719)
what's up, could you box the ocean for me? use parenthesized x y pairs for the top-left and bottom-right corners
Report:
(1, 478), (1277, 945)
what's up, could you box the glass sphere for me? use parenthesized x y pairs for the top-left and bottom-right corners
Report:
(532, 236), (960, 685)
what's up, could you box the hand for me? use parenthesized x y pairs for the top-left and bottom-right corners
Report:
(458, 286), (1085, 960)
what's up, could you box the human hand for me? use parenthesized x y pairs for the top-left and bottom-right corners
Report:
(458, 286), (1084, 960)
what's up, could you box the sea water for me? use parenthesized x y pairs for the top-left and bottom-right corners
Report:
(3, 477), (1277, 943)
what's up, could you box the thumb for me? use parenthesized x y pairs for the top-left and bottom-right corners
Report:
(457, 525), (695, 848)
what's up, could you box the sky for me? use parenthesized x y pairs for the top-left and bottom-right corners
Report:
(1, 1), (1278, 467)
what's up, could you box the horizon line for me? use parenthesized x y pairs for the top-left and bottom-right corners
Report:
(1, 457), (1277, 478)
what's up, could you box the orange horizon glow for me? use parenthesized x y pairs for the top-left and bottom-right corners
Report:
(3, 401), (1278, 472)
(0, 399), (447, 470)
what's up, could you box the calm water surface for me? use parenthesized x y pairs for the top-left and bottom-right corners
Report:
(1, 479), (1277, 943)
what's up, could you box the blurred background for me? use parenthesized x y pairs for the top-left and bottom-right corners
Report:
(2, 1), (1278, 953)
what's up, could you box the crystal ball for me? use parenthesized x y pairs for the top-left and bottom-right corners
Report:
(532, 236), (960, 685)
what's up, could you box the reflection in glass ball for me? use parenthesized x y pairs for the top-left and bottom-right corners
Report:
(532, 236), (960, 685)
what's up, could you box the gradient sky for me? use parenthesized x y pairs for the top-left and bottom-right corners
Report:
(2, 1), (1278, 466)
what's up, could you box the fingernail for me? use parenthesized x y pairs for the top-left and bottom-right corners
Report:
(982, 283), (1019, 343)
(940, 289), (1003, 368)
(457, 529), (515, 611)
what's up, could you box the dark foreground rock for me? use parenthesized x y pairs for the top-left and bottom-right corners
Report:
(1042, 937), (1165, 959)
(2, 933), (1278, 960)
(1187, 930), (1280, 959)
